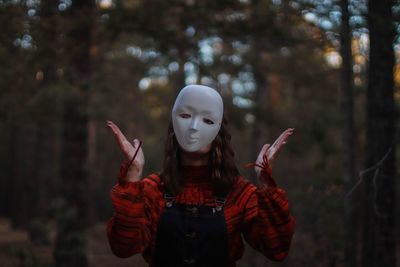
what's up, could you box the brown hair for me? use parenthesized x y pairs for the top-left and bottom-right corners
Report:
(160, 115), (239, 195)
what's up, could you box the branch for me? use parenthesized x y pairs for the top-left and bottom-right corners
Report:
(346, 141), (395, 198)
(346, 125), (399, 198)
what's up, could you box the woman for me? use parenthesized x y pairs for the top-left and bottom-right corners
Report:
(106, 84), (295, 267)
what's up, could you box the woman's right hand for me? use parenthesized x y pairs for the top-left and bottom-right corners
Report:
(106, 120), (145, 182)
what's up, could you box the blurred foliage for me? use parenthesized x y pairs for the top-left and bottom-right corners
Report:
(28, 219), (50, 246)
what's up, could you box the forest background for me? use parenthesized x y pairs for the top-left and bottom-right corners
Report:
(0, 0), (398, 267)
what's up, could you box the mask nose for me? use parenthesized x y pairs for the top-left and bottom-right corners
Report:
(189, 117), (200, 131)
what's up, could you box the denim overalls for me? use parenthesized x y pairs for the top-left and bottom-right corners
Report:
(153, 192), (229, 267)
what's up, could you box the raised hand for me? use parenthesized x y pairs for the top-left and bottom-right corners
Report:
(106, 120), (145, 182)
(255, 128), (294, 177)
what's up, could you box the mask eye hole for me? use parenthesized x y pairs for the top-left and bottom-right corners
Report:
(179, 113), (191, 119)
(203, 118), (214, 125)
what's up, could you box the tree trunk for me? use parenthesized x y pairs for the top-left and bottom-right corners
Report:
(30, 0), (59, 226)
(339, 0), (357, 266)
(250, 66), (268, 186)
(54, 1), (95, 266)
(363, 0), (397, 266)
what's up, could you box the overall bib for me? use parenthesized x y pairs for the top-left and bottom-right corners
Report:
(153, 193), (229, 267)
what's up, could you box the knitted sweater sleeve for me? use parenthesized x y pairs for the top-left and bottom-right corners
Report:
(242, 167), (296, 261)
(106, 174), (163, 258)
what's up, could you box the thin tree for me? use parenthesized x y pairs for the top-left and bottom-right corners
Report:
(54, 0), (95, 266)
(363, 0), (397, 266)
(339, 0), (357, 266)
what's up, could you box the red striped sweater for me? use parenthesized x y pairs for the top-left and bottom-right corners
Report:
(107, 165), (295, 266)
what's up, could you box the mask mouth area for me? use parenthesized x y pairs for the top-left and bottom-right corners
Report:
(186, 136), (199, 144)
(187, 133), (200, 138)
(187, 131), (200, 137)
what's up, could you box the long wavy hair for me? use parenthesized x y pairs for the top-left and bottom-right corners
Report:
(160, 115), (240, 195)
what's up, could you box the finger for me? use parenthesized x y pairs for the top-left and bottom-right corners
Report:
(281, 129), (294, 145)
(272, 131), (286, 147)
(261, 143), (270, 154)
(257, 144), (270, 163)
(278, 128), (294, 142)
(269, 128), (294, 161)
(107, 121), (124, 137)
(106, 121), (119, 141)
(267, 128), (293, 159)
(107, 121), (130, 149)
(129, 139), (145, 167)
(278, 131), (292, 147)
(272, 128), (294, 150)
(133, 139), (145, 163)
(107, 121), (120, 136)
(132, 138), (137, 148)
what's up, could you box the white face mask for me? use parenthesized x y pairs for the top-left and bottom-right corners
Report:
(172, 85), (223, 152)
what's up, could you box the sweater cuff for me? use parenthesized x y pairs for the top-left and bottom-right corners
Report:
(118, 160), (130, 185)
(111, 181), (145, 206)
(259, 162), (277, 188)
(256, 186), (290, 218)
(256, 186), (288, 202)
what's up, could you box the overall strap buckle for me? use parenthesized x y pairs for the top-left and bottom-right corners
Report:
(164, 193), (176, 208)
(213, 197), (226, 213)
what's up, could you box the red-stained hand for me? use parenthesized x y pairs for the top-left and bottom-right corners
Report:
(106, 120), (144, 182)
(255, 128), (294, 177)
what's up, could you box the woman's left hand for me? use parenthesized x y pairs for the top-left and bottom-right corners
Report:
(255, 128), (295, 176)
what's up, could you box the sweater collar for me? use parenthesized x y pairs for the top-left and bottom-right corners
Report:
(181, 165), (211, 183)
